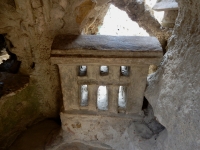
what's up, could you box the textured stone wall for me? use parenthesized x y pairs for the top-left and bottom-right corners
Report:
(0, 0), (110, 148)
(145, 0), (200, 149)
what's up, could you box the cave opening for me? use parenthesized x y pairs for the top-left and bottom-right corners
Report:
(98, 4), (149, 36)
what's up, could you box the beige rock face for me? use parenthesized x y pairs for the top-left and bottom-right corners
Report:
(145, 0), (200, 149)
(0, 1), (110, 148)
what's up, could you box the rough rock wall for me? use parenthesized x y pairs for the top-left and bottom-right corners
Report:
(0, 0), (109, 149)
(0, 0), (178, 149)
(145, 0), (200, 149)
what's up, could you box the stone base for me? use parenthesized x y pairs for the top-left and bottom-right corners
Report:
(60, 112), (148, 150)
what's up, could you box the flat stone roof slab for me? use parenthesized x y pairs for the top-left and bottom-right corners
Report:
(51, 35), (162, 52)
(153, 2), (178, 11)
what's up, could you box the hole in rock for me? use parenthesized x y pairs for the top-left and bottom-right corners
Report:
(143, 97), (166, 134)
(80, 85), (88, 106)
(142, 97), (149, 110)
(97, 86), (108, 110)
(100, 66), (109, 76)
(79, 65), (87, 76)
(0, 34), (10, 65)
(98, 4), (149, 36)
(0, 34), (21, 74)
(31, 62), (35, 69)
(120, 66), (130, 76)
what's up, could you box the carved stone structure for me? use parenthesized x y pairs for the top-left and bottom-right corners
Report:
(51, 35), (162, 148)
(153, 0), (179, 28)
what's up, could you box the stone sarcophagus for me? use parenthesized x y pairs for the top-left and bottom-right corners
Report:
(51, 35), (162, 148)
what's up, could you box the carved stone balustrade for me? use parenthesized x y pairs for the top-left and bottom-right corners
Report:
(51, 35), (162, 116)
(51, 35), (162, 146)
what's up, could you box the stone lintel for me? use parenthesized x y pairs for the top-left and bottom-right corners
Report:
(153, 2), (178, 11)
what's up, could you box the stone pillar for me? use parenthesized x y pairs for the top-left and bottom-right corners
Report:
(109, 66), (120, 83)
(126, 65), (149, 114)
(152, 0), (179, 28)
(58, 64), (79, 111)
(88, 84), (98, 111)
(87, 65), (99, 111)
(162, 10), (178, 28)
(108, 66), (120, 113)
(108, 85), (118, 113)
(87, 65), (99, 80)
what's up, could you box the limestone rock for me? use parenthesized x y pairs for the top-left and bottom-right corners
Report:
(145, 0), (200, 149)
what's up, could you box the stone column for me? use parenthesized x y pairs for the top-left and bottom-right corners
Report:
(87, 65), (99, 80)
(88, 84), (98, 111)
(87, 65), (99, 111)
(108, 85), (118, 113)
(126, 65), (149, 114)
(108, 66), (120, 113)
(58, 64), (79, 111)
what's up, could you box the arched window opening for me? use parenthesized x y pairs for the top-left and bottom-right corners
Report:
(98, 4), (149, 36)
(118, 86), (126, 109)
(80, 85), (88, 106)
(97, 86), (108, 110)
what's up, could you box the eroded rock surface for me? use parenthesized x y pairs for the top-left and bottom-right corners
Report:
(145, 0), (200, 149)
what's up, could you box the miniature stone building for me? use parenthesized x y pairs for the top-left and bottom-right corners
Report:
(51, 35), (162, 146)
(153, 0), (179, 28)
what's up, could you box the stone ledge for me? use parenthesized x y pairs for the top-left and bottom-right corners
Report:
(51, 57), (161, 65)
(62, 110), (143, 120)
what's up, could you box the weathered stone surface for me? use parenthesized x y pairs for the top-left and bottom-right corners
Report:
(145, 0), (200, 149)
(55, 113), (147, 150)
(152, 0), (179, 28)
